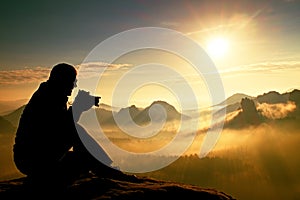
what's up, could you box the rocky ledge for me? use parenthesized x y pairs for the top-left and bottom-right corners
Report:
(0, 174), (236, 199)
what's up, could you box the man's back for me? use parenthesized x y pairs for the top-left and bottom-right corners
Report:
(13, 81), (77, 175)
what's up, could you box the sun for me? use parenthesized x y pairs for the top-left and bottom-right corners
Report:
(206, 37), (229, 59)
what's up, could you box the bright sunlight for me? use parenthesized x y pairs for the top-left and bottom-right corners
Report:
(206, 37), (229, 59)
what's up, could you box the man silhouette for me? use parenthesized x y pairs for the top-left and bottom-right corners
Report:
(13, 63), (136, 192)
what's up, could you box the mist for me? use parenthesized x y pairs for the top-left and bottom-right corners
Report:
(2, 92), (300, 199)
(257, 101), (296, 119)
(141, 120), (300, 200)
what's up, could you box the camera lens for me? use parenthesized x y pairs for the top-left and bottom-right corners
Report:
(95, 96), (101, 107)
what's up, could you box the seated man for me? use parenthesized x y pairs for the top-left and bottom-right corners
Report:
(13, 63), (136, 192)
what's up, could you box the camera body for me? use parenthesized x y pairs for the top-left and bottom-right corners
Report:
(77, 90), (101, 107)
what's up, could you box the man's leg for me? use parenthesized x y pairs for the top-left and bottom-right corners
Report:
(69, 124), (140, 181)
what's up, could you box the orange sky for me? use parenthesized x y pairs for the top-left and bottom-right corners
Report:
(0, 0), (299, 108)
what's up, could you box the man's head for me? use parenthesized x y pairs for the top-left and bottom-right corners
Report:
(48, 63), (77, 96)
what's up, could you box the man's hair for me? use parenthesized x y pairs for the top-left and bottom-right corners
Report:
(48, 63), (77, 84)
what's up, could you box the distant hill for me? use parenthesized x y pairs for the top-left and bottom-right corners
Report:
(215, 89), (299, 116)
(217, 93), (254, 106)
(213, 93), (254, 115)
(98, 103), (121, 112)
(256, 91), (289, 104)
(96, 100), (190, 126)
(133, 101), (189, 125)
(0, 116), (16, 134)
(114, 105), (143, 126)
(0, 99), (27, 115)
(223, 89), (300, 129)
(95, 107), (117, 125)
(3, 105), (25, 127)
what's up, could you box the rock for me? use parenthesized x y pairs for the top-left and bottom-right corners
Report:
(240, 98), (261, 125)
(0, 174), (235, 200)
(225, 98), (262, 129)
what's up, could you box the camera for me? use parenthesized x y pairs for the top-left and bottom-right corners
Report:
(76, 90), (101, 107)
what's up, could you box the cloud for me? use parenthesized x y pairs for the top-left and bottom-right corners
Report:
(75, 62), (133, 79)
(159, 60), (297, 88)
(225, 110), (242, 123)
(0, 62), (133, 85)
(160, 21), (180, 27)
(186, 24), (241, 36)
(77, 62), (132, 70)
(257, 101), (296, 119)
(185, 9), (262, 36)
(220, 61), (300, 76)
(0, 67), (51, 85)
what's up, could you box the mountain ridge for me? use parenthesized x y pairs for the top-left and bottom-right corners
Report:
(214, 89), (300, 115)
(96, 100), (191, 126)
(223, 89), (300, 129)
(217, 93), (254, 106)
(2, 88), (299, 116)
(2, 89), (300, 130)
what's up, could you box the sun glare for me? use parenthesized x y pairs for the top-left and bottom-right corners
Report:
(206, 37), (229, 59)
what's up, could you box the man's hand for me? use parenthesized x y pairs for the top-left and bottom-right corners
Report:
(72, 90), (101, 122)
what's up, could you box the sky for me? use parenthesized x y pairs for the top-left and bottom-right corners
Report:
(0, 0), (300, 109)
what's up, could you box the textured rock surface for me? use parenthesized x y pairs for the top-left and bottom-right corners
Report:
(0, 174), (236, 199)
